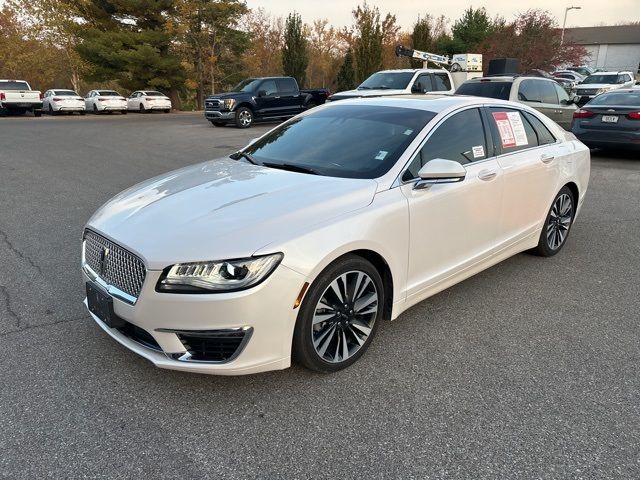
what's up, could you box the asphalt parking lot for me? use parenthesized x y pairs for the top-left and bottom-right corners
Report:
(1, 112), (639, 479)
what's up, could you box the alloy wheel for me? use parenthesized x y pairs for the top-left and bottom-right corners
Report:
(547, 193), (573, 250)
(239, 110), (252, 126)
(311, 270), (378, 363)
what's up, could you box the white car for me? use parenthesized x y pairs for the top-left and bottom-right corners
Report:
(85, 90), (127, 114)
(42, 89), (86, 115)
(82, 96), (590, 375)
(127, 90), (172, 113)
(575, 71), (636, 106)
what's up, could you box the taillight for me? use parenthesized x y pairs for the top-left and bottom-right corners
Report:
(0, 92), (5, 101)
(627, 111), (640, 120)
(39, 93), (43, 100)
(53, 97), (62, 101)
(573, 109), (594, 119)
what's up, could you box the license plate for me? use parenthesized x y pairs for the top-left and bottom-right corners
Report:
(602, 115), (618, 123)
(86, 282), (125, 328)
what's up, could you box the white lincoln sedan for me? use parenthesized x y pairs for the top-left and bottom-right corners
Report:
(82, 96), (590, 375)
(42, 89), (86, 114)
(127, 90), (172, 112)
(85, 90), (128, 114)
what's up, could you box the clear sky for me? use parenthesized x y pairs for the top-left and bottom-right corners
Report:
(245, 0), (640, 29)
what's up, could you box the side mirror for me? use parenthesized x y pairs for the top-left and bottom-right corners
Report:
(411, 83), (421, 93)
(257, 90), (267, 97)
(414, 159), (466, 190)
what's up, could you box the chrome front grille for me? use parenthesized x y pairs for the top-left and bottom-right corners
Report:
(83, 230), (146, 299)
(577, 88), (598, 96)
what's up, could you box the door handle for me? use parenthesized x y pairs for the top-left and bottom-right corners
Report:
(540, 154), (555, 164)
(478, 169), (497, 181)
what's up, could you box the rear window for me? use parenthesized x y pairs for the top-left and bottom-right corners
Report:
(54, 90), (78, 96)
(589, 92), (640, 106)
(1, 81), (30, 90)
(455, 81), (512, 100)
(145, 91), (165, 96)
(98, 91), (120, 96)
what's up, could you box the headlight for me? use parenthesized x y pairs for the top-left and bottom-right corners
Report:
(596, 87), (611, 94)
(157, 253), (283, 293)
(223, 98), (236, 110)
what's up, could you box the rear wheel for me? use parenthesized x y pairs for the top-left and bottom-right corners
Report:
(139, 103), (146, 113)
(531, 186), (575, 257)
(33, 109), (42, 117)
(121, 110), (127, 115)
(164, 109), (170, 113)
(234, 107), (253, 128)
(93, 104), (99, 114)
(293, 255), (383, 373)
(48, 104), (57, 116)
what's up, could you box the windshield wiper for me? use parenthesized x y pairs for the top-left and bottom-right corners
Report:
(262, 162), (319, 175)
(230, 151), (260, 165)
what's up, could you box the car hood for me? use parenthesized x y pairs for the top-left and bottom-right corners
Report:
(87, 158), (378, 270)
(206, 92), (246, 100)
(330, 89), (408, 100)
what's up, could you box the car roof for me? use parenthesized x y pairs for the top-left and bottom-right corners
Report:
(326, 94), (523, 113)
(586, 71), (631, 75)
(375, 69), (446, 73)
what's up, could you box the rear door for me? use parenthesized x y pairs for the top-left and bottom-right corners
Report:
(551, 82), (576, 129)
(516, 79), (557, 123)
(276, 78), (303, 115)
(486, 106), (561, 244)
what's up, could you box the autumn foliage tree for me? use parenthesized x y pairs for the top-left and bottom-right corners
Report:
(282, 12), (309, 87)
(479, 10), (588, 73)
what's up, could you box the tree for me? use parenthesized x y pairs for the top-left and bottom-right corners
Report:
(172, 0), (248, 108)
(336, 47), (355, 91)
(307, 19), (343, 88)
(241, 8), (284, 79)
(75, 0), (186, 102)
(451, 7), (495, 52)
(352, 2), (383, 83)
(282, 12), (309, 87)
(479, 10), (587, 73)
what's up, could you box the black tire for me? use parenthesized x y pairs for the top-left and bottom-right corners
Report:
(164, 109), (170, 113)
(48, 104), (56, 116)
(139, 103), (146, 113)
(531, 186), (575, 257)
(93, 104), (99, 114)
(33, 109), (42, 117)
(293, 254), (384, 373)
(80, 111), (86, 116)
(121, 110), (127, 115)
(234, 106), (253, 128)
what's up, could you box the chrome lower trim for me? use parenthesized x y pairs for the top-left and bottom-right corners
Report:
(159, 326), (253, 364)
(82, 262), (138, 305)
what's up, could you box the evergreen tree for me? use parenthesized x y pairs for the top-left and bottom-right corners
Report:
(336, 47), (355, 92)
(352, 3), (383, 84)
(282, 12), (308, 87)
(76, 0), (185, 97)
(451, 7), (494, 52)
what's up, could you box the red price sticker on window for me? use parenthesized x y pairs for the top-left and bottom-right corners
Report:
(492, 111), (516, 148)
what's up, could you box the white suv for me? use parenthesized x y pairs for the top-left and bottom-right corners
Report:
(575, 72), (636, 106)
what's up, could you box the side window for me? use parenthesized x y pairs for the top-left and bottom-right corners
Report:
(403, 108), (488, 180)
(276, 78), (298, 94)
(523, 111), (556, 145)
(539, 81), (559, 104)
(517, 80), (540, 103)
(260, 80), (278, 96)
(488, 107), (539, 153)
(412, 74), (433, 93)
(553, 83), (570, 103)
(432, 73), (452, 91)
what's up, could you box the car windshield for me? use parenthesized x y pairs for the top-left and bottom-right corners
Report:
(589, 92), (640, 106)
(233, 79), (262, 92)
(358, 72), (415, 90)
(98, 91), (120, 96)
(1, 81), (30, 90)
(455, 81), (512, 100)
(54, 90), (78, 96)
(145, 91), (164, 96)
(243, 104), (436, 179)
(582, 75), (622, 84)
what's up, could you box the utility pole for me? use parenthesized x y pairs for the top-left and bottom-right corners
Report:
(561, 6), (581, 45)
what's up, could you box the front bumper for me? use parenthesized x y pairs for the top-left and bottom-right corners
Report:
(205, 110), (235, 121)
(82, 263), (306, 375)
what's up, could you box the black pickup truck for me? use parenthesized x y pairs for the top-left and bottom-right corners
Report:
(204, 76), (329, 128)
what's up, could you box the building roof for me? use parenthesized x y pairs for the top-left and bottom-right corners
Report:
(563, 25), (640, 45)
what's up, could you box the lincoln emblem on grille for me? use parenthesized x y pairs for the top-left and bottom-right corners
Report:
(99, 247), (110, 275)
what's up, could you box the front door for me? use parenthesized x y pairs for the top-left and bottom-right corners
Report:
(254, 79), (281, 117)
(399, 107), (504, 298)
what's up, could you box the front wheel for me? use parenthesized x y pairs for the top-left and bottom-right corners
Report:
(234, 107), (253, 128)
(164, 109), (170, 113)
(293, 255), (383, 373)
(531, 186), (575, 257)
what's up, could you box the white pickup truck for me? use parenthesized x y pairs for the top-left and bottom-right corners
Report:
(0, 80), (43, 116)
(328, 69), (455, 102)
